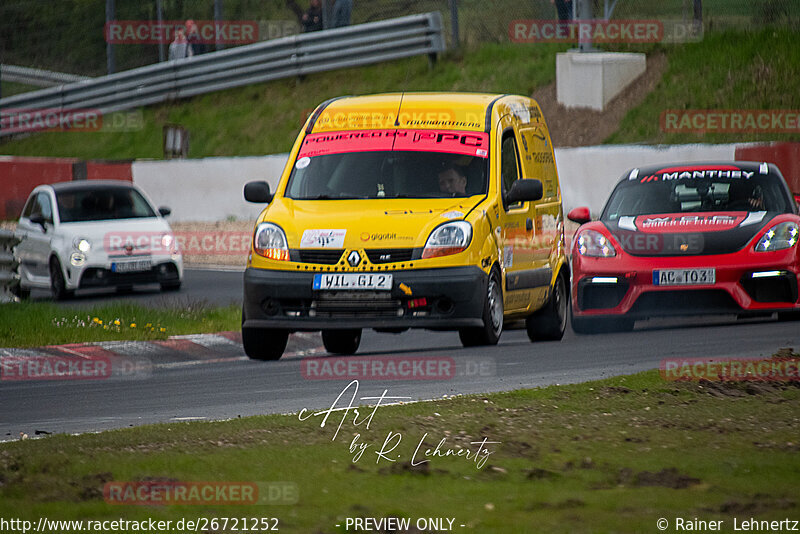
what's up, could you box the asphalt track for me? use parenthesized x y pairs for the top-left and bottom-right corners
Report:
(4, 268), (799, 440)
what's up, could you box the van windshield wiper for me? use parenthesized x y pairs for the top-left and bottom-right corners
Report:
(297, 194), (368, 200)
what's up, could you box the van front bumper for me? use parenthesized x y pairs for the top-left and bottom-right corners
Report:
(243, 266), (487, 331)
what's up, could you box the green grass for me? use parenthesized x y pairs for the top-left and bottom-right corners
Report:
(0, 43), (567, 159)
(1, 369), (798, 532)
(0, 301), (240, 348)
(1, 81), (39, 97)
(3, 27), (800, 158)
(607, 27), (800, 145)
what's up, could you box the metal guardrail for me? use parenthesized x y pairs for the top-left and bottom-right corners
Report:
(0, 230), (21, 303)
(1, 64), (92, 88)
(0, 12), (445, 137)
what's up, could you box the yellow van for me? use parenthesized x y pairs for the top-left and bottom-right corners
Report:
(242, 92), (568, 359)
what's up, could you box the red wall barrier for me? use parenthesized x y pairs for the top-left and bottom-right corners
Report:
(0, 156), (77, 220)
(86, 161), (133, 181)
(0, 157), (133, 220)
(735, 142), (800, 193)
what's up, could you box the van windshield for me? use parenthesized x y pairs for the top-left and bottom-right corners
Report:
(285, 129), (489, 200)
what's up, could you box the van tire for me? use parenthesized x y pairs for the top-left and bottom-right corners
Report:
(242, 327), (289, 360)
(322, 329), (362, 355)
(459, 269), (503, 347)
(526, 273), (567, 341)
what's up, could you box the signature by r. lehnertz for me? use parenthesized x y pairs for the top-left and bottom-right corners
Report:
(298, 379), (499, 469)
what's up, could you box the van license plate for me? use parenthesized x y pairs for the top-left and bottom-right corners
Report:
(653, 268), (715, 286)
(313, 273), (393, 290)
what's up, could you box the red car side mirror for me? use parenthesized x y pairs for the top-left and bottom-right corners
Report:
(567, 206), (591, 225)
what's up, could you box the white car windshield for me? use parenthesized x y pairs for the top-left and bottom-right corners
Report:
(56, 186), (157, 222)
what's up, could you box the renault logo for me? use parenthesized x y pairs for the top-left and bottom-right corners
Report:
(347, 250), (362, 267)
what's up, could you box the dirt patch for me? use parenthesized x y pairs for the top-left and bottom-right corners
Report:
(617, 467), (701, 489)
(533, 52), (668, 147)
(525, 467), (560, 480)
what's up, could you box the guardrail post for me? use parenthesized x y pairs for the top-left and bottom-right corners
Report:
(106, 0), (116, 74)
(215, 0), (225, 51)
(0, 230), (22, 303)
(448, 0), (459, 49)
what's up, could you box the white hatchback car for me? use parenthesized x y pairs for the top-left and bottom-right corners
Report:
(16, 180), (183, 299)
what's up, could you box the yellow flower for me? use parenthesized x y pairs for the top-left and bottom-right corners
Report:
(130, 323), (136, 328)
(92, 317), (100, 323)
(114, 319), (121, 326)
(159, 327), (166, 333)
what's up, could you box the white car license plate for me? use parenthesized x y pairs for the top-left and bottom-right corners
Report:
(112, 260), (152, 273)
(313, 273), (393, 291)
(653, 268), (715, 286)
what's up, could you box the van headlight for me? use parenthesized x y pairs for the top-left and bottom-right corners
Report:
(422, 221), (472, 259)
(254, 222), (290, 261)
(755, 222), (799, 252)
(73, 238), (91, 252)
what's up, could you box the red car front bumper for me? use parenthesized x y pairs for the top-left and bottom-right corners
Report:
(571, 248), (800, 319)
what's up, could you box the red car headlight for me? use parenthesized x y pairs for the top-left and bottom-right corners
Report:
(754, 222), (799, 252)
(577, 229), (617, 257)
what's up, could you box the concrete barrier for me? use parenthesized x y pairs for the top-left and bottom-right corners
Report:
(131, 156), (288, 222)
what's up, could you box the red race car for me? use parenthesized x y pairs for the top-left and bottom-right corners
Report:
(568, 162), (800, 333)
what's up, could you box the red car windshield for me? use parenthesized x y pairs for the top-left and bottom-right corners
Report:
(602, 171), (793, 221)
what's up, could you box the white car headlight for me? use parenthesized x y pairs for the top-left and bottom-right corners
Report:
(73, 238), (91, 253)
(754, 221), (799, 252)
(161, 233), (178, 253)
(577, 229), (617, 257)
(254, 222), (289, 261)
(422, 221), (472, 259)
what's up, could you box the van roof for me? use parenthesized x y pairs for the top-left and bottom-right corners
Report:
(307, 92), (507, 134)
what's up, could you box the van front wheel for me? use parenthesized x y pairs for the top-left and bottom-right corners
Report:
(322, 329), (362, 355)
(242, 327), (289, 360)
(459, 269), (503, 347)
(526, 274), (567, 341)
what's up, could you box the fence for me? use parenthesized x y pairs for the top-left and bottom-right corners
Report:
(1, 0), (797, 79)
(0, 230), (21, 303)
(0, 12), (445, 138)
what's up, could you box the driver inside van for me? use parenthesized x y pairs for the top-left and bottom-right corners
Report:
(438, 164), (467, 195)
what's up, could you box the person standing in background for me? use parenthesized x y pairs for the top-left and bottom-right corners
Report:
(331, 0), (352, 28)
(168, 27), (193, 60)
(551, 0), (573, 21)
(185, 19), (205, 55)
(301, 0), (323, 32)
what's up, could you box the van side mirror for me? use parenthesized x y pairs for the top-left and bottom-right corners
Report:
(158, 206), (172, 217)
(567, 206), (591, 225)
(244, 181), (273, 203)
(29, 213), (47, 231)
(506, 179), (543, 205)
